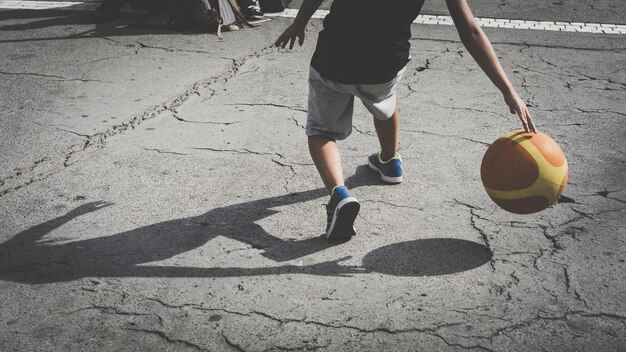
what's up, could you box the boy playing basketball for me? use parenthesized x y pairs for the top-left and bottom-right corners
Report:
(275, 0), (536, 241)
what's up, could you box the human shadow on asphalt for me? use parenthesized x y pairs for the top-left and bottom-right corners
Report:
(0, 165), (491, 284)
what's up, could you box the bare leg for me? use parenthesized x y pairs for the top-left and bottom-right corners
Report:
(308, 136), (344, 194)
(368, 108), (404, 184)
(373, 108), (399, 161)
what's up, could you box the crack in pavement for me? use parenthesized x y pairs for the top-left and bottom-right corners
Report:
(575, 107), (626, 117)
(536, 107), (626, 118)
(140, 296), (474, 339)
(484, 310), (626, 341)
(125, 327), (211, 352)
(82, 53), (136, 65)
(0, 70), (110, 83)
(520, 76), (537, 107)
(271, 157), (297, 176)
(572, 69), (626, 90)
(221, 102), (307, 113)
(400, 128), (490, 146)
(269, 343), (329, 351)
(135, 41), (214, 56)
(0, 45), (279, 198)
(451, 198), (485, 211)
(561, 264), (589, 308)
(65, 293), (625, 350)
(191, 147), (297, 176)
(360, 199), (423, 210)
(434, 308), (626, 348)
(61, 305), (164, 326)
(403, 52), (448, 98)
(223, 333), (248, 352)
(569, 204), (626, 220)
(516, 58), (626, 92)
(410, 37), (626, 53)
(445, 105), (505, 118)
(169, 107), (243, 125)
(142, 147), (190, 156)
(290, 116), (305, 129)
(428, 334), (495, 352)
(0, 157), (50, 197)
(471, 211), (496, 272)
(414, 57), (436, 73)
(451, 307), (515, 325)
(539, 225), (563, 255)
(52, 126), (94, 139)
(101, 37), (217, 56)
(448, 199), (603, 311)
(449, 199), (590, 260)
(452, 203), (496, 271)
(352, 124), (376, 136)
(594, 189), (626, 204)
(192, 147), (272, 156)
(215, 102), (308, 130)
(62, 302), (212, 351)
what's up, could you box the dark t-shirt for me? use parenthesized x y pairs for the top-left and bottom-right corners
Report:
(311, 0), (425, 84)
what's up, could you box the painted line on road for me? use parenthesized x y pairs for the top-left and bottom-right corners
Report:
(268, 8), (626, 35)
(1, 1), (625, 35)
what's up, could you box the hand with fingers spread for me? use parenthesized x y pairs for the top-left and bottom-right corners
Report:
(504, 91), (537, 133)
(274, 22), (307, 49)
(273, 0), (323, 50)
(68, 201), (114, 216)
(302, 256), (369, 277)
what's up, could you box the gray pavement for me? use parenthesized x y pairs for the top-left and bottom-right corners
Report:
(1, 1), (625, 351)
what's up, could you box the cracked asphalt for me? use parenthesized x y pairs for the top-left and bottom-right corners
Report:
(1, 1), (625, 351)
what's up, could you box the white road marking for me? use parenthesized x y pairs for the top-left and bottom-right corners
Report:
(1, 1), (625, 35)
(268, 9), (626, 35)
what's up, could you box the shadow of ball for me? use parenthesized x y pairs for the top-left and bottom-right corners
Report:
(362, 238), (492, 277)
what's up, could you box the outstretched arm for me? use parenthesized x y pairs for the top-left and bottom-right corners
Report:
(3, 201), (112, 246)
(274, 0), (324, 49)
(446, 0), (537, 133)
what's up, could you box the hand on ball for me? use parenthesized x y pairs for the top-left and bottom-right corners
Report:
(504, 91), (537, 134)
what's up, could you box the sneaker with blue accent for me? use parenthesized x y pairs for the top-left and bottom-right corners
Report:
(368, 152), (403, 183)
(326, 185), (360, 241)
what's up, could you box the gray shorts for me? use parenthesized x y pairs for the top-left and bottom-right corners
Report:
(306, 66), (405, 140)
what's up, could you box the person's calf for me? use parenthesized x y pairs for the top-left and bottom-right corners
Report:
(373, 108), (399, 161)
(308, 136), (345, 194)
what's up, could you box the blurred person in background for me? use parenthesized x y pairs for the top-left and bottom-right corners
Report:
(90, 0), (128, 21)
(91, 0), (264, 22)
(238, 0), (265, 20)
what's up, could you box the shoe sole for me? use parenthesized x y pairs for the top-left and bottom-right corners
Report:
(368, 160), (403, 184)
(326, 198), (360, 241)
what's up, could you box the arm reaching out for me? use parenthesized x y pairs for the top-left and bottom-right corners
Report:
(274, 0), (324, 49)
(446, 0), (537, 133)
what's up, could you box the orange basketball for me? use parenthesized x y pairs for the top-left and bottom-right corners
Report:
(480, 130), (568, 214)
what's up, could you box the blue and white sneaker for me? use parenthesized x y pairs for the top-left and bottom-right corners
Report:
(368, 152), (403, 183)
(326, 185), (360, 241)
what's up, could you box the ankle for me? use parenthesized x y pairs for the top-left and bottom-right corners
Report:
(329, 184), (346, 196)
(379, 151), (397, 163)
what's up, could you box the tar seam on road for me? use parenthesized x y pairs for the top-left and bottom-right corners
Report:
(1, 1), (625, 35)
